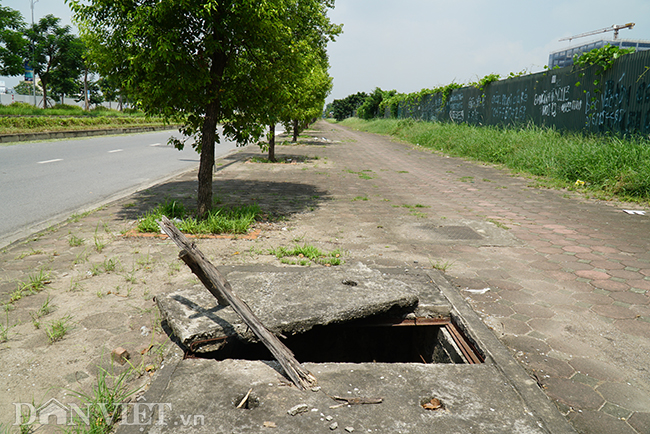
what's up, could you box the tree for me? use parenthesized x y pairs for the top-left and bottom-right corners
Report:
(257, 33), (334, 160)
(0, 5), (28, 76)
(27, 15), (82, 108)
(49, 36), (86, 104)
(71, 0), (340, 219)
(14, 80), (42, 96)
(357, 87), (396, 120)
(331, 92), (367, 121)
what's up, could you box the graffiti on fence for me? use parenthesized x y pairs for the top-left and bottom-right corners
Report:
(394, 50), (650, 136)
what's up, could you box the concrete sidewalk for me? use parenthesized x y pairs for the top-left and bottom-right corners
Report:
(1, 119), (649, 433)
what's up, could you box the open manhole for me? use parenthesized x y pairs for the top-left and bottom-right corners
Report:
(189, 316), (484, 365)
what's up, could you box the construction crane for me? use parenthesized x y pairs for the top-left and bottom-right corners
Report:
(559, 23), (635, 42)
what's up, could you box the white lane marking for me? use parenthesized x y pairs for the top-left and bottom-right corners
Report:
(37, 159), (63, 164)
(149, 143), (163, 147)
(108, 149), (123, 153)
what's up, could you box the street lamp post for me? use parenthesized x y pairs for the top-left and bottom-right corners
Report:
(30, 0), (39, 107)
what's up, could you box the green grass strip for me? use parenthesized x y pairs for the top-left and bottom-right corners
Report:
(137, 200), (261, 235)
(268, 243), (342, 266)
(341, 118), (650, 203)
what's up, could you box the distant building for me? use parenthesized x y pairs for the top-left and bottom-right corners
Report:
(0, 81), (5, 94)
(548, 39), (650, 69)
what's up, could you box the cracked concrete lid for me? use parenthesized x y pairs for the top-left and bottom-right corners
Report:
(157, 263), (443, 353)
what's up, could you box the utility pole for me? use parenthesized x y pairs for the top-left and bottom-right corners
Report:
(30, 0), (39, 107)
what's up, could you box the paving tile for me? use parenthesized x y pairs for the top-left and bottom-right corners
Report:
(513, 303), (555, 319)
(469, 301), (514, 317)
(544, 377), (605, 410)
(499, 290), (538, 304)
(576, 269), (611, 280)
(591, 279), (631, 292)
(630, 279), (650, 291)
(570, 410), (638, 434)
(601, 402), (633, 420)
(546, 336), (601, 358)
(612, 291), (650, 305)
(515, 353), (575, 378)
(568, 358), (627, 383)
(627, 412), (650, 433)
(501, 335), (552, 355)
(563, 246), (592, 254)
(573, 292), (615, 305)
(530, 260), (563, 271)
(571, 372), (601, 388)
(498, 317), (532, 335)
(592, 246), (621, 254)
(591, 260), (626, 270)
(591, 305), (638, 320)
(597, 382), (650, 413)
(613, 318), (650, 338)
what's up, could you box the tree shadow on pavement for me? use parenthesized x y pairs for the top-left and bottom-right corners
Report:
(116, 177), (328, 222)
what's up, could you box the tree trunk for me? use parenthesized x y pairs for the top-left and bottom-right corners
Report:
(292, 119), (299, 143)
(41, 78), (48, 109)
(84, 68), (89, 111)
(268, 124), (276, 162)
(197, 99), (219, 219)
(196, 45), (227, 219)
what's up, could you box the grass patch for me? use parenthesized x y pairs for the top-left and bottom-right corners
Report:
(248, 155), (311, 163)
(63, 366), (141, 433)
(16, 269), (51, 297)
(0, 103), (166, 135)
(137, 200), (262, 235)
(268, 243), (343, 266)
(0, 310), (15, 343)
(340, 118), (650, 203)
(69, 234), (85, 247)
(46, 315), (72, 343)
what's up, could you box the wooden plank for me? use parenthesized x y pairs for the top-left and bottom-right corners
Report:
(158, 216), (316, 390)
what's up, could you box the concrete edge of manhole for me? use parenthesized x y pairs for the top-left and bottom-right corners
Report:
(427, 270), (577, 434)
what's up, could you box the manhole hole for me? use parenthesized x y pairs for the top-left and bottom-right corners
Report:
(192, 316), (484, 365)
(428, 225), (484, 240)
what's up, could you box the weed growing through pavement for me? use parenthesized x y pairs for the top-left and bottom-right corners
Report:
(268, 244), (343, 266)
(63, 366), (141, 433)
(352, 196), (369, 201)
(30, 295), (53, 329)
(124, 267), (138, 284)
(73, 249), (89, 265)
(0, 309), (15, 343)
(89, 263), (103, 277)
(103, 257), (119, 273)
(94, 235), (106, 253)
(20, 269), (51, 292)
(429, 259), (455, 272)
(46, 315), (72, 343)
(69, 234), (85, 247)
(10, 269), (51, 303)
(487, 218), (510, 230)
(14, 248), (44, 260)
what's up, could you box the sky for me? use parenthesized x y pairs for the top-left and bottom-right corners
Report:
(2, 0), (650, 102)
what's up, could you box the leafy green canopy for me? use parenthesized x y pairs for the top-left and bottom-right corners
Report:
(27, 15), (84, 108)
(330, 92), (367, 121)
(0, 5), (28, 76)
(71, 0), (340, 217)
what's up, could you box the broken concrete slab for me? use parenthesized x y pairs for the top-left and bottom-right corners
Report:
(157, 263), (447, 353)
(116, 357), (553, 434)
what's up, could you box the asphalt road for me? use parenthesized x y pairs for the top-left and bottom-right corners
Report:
(0, 130), (241, 248)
